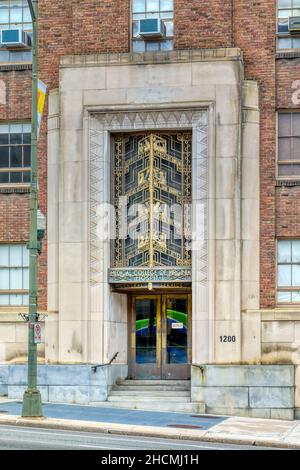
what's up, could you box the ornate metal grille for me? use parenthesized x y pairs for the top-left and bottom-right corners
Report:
(112, 133), (192, 277)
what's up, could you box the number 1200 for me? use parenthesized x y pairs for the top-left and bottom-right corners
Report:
(220, 336), (236, 343)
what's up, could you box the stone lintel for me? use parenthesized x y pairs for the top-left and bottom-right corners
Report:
(61, 48), (243, 68)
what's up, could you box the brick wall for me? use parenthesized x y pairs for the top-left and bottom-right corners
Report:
(1, 1), (299, 311)
(276, 185), (300, 238)
(71, 0), (130, 55)
(233, 0), (277, 308)
(0, 69), (32, 270)
(277, 59), (300, 109)
(0, 70), (32, 120)
(0, 0), (128, 312)
(0, 193), (29, 242)
(276, 59), (300, 244)
(174, 0), (233, 49)
(0, 69), (31, 296)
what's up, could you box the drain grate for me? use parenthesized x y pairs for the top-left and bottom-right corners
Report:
(167, 424), (202, 429)
(0, 410), (8, 414)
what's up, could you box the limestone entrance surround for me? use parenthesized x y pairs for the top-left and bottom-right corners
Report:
(46, 49), (260, 373)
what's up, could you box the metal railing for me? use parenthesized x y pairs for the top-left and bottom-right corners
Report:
(91, 352), (119, 373)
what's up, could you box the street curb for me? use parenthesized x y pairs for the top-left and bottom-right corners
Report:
(0, 414), (207, 441)
(201, 434), (300, 450)
(0, 414), (299, 448)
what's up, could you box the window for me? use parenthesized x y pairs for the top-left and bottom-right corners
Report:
(277, 0), (300, 50)
(0, 123), (31, 184)
(0, 244), (29, 306)
(0, 0), (32, 63)
(277, 240), (300, 303)
(132, 0), (173, 53)
(112, 133), (192, 270)
(278, 113), (300, 177)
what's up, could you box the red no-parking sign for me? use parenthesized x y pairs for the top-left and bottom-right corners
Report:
(33, 323), (42, 344)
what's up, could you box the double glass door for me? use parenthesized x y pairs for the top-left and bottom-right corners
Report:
(129, 294), (191, 380)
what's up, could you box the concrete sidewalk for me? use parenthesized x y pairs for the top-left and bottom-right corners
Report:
(0, 400), (299, 449)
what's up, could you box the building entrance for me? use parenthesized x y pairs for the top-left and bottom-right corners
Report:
(128, 294), (191, 380)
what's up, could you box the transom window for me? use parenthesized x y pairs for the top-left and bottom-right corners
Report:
(278, 113), (300, 178)
(277, 240), (300, 303)
(277, 0), (300, 50)
(132, 0), (174, 53)
(112, 133), (192, 270)
(0, 123), (31, 184)
(0, 0), (32, 63)
(0, 244), (29, 306)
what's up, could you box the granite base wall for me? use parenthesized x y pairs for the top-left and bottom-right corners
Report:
(0, 364), (128, 405)
(191, 365), (295, 420)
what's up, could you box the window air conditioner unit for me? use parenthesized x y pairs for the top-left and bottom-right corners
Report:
(288, 17), (300, 33)
(0, 29), (31, 48)
(139, 18), (166, 39)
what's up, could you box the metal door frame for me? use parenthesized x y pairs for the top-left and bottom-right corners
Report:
(161, 293), (192, 380)
(128, 294), (162, 379)
(128, 293), (192, 380)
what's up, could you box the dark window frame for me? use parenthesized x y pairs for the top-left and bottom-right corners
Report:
(0, 0), (32, 63)
(132, 0), (174, 53)
(277, 112), (300, 179)
(277, 239), (300, 304)
(0, 122), (31, 185)
(0, 243), (29, 307)
(277, 0), (300, 50)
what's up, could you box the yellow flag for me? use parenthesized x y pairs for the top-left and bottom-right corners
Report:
(37, 80), (47, 138)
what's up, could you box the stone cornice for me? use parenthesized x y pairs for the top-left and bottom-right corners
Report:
(61, 48), (243, 68)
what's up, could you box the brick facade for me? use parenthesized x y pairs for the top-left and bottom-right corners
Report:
(174, 0), (233, 49)
(276, 59), (300, 247)
(0, 1), (298, 312)
(234, 0), (277, 308)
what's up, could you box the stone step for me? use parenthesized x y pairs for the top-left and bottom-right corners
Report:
(113, 385), (189, 392)
(108, 395), (192, 402)
(117, 380), (190, 387)
(110, 390), (190, 397)
(91, 400), (206, 414)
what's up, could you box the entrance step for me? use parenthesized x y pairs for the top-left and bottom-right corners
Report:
(108, 394), (191, 402)
(110, 390), (190, 397)
(113, 385), (189, 392)
(117, 380), (189, 387)
(101, 379), (205, 414)
(91, 400), (206, 414)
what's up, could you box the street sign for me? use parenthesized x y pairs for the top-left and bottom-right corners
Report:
(33, 322), (42, 344)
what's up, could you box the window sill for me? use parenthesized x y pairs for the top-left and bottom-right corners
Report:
(244, 308), (300, 320)
(276, 179), (300, 187)
(0, 62), (32, 72)
(0, 307), (28, 323)
(263, 307), (300, 321)
(0, 184), (30, 194)
(276, 50), (300, 59)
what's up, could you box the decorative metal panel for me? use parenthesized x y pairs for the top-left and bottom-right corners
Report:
(108, 267), (192, 284)
(112, 133), (192, 280)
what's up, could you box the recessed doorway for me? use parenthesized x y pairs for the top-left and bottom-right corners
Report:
(128, 294), (192, 380)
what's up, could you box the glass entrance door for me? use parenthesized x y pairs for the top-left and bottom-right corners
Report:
(129, 294), (191, 380)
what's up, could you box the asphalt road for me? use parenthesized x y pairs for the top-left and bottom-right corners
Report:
(0, 424), (277, 450)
